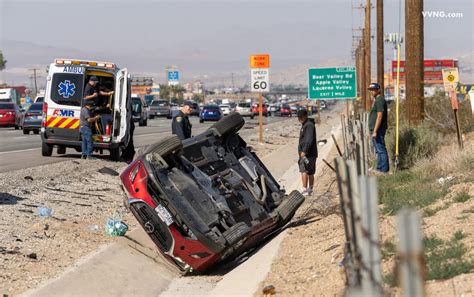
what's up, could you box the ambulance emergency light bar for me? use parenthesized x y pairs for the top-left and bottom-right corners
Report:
(55, 59), (116, 69)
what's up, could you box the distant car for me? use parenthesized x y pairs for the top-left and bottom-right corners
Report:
(131, 97), (148, 126)
(22, 102), (43, 134)
(251, 103), (269, 117)
(34, 96), (44, 103)
(219, 104), (231, 116)
(200, 105), (222, 123)
(290, 105), (298, 115)
(149, 100), (172, 119)
(235, 102), (254, 119)
(279, 104), (292, 117)
(0, 102), (22, 129)
(268, 104), (280, 115)
(320, 100), (327, 110)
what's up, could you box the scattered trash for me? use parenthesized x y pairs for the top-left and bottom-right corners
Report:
(24, 176), (34, 181)
(26, 253), (37, 260)
(98, 167), (119, 176)
(262, 285), (276, 296)
(89, 225), (100, 232)
(437, 176), (454, 186)
(105, 219), (128, 236)
(323, 244), (340, 252)
(43, 224), (49, 231)
(318, 139), (328, 146)
(38, 207), (54, 217)
(72, 160), (80, 164)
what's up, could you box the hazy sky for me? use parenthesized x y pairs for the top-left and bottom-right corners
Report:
(0, 0), (472, 86)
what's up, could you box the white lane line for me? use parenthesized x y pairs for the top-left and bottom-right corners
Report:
(0, 148), (41, 155)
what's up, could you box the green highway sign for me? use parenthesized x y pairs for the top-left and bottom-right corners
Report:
(308, 67), (357, 100)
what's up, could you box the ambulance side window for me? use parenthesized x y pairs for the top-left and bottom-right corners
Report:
(51, 73), (84, 106)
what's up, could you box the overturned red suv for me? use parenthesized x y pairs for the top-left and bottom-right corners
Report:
(120, 112), (304, 273)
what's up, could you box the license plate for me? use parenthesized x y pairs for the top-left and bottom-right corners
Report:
(155, 204), (174, 226)
(209, 112), (214, 115)
(31, 116), (38, 119)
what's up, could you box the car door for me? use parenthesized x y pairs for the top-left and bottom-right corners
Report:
(112, 68), (129, 143)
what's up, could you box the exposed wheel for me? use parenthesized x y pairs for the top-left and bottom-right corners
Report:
(143, 119), (147, 126)
(199, 118), (204, 123)
(209, 112), (245, 137)
(41, 142), (53, 157)
(143, 135), (182, 156)
(166, 115), (172, 119)
(110, 147), (122, 161)
(14, 125), (19, 130)
(57, 146), (66, 154)
(250, 115), (254, 119)
(139, 120), (144, 127)
(276, 190), (305, 226)
(222, 222), (251, 245)
(33, 130), (39, 134)
(23, 129), (29, 135)
(149, 115), (155, 119)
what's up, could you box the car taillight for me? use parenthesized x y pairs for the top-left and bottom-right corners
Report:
(5, 111), (13, 116)
(42, 103), (48, 127)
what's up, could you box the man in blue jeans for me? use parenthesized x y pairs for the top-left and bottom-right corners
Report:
(368, 82), (389, 173)
(79, 102), (101, 159)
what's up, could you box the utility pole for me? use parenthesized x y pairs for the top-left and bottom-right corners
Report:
(231, 72), (235, 89)
(365, 0), (371, 111)
(29, 68), (40, 96)
(405, 0), (424, 123)
(361, 30), (367, 113)
(377, 0), (384, 96)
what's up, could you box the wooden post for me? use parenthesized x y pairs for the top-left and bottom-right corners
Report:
(376, 0), (384, 96)
(450, 90), (463, 149)
(365, 0), (372, 111)
(396, 208), (425, 297)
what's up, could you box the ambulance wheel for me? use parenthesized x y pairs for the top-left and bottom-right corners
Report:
(110, 147), (122, 161)
(57, 146), (66, 155)
(42, 142), (53, 157)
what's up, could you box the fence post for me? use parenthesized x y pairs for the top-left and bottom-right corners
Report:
(358, 176), (383, 296)
(396, 208), (425, 297)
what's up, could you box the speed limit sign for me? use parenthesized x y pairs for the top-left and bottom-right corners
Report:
(251, 68), (270, 92)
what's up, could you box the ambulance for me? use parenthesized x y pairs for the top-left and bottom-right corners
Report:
(41, 58), (132, 160)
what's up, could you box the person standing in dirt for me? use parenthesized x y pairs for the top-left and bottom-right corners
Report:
(80, 102), (100, 159)
(368, 82), (389, 173)
(297, 109), (317, 196)
(172, 102), (192, 140)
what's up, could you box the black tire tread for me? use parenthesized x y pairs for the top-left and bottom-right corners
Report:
(144, 135), (182, 156)
(276, 190), (305, 224)
(41, 142), (53, 157)
(222, 222), (251, 245)
(210, 112), (245, 136)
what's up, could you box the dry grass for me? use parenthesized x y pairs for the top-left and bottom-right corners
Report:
(412, 132), (474, 180)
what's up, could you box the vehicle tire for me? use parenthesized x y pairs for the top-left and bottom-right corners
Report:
(222, 222), (251, 245)
(166, 115), (172, 119)
(250, 115), (254, 120)
(23, 129), (29, 135)
(34, 130), (39, 134)
(144, 135), (182, 156)
(149, 115), (155, 119)
(14, 125), (19, 130)
(41, 142), (53, 157)
(57, 146), (66, 155)
(209, 112), (245, 137)
(276, 190), (305, 226)
(143, 119), (147, 126)
(199, 118), (204, 123)
(110, 146), (122, 161)
(138, 120), (144, 127)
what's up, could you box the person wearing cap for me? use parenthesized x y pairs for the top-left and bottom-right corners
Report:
(83, 76), (114, 103)
(171, 101), (193, 140)
(368, 82), (389, 173)
(79, 102), (101, 159)
(297, 109), (318, 196)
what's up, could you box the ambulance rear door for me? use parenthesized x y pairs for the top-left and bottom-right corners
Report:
(112, 68), (129, 144)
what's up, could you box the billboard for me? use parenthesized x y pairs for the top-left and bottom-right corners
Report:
(392, 59), (458, 84)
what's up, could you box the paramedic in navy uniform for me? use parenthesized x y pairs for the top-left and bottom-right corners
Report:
(83, 76), (114, 104)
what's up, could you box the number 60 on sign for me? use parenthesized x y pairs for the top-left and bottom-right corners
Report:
(251, 68), (270, 92)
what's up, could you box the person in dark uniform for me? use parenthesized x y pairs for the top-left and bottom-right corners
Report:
(171, 102), (192, 140)
(297, 109), (318, 196)
(368, 82), (389, 173)
(83, 76), (114, 104)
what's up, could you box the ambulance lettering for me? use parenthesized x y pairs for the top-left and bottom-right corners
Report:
(63, 66), (85, 74)
(52, 109), (75, 117)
